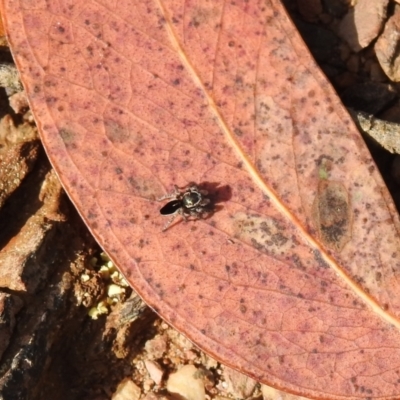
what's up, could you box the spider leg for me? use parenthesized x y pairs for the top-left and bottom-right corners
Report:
(188, 184), (208, 196)
(157, 193), (173, 201)
(162, 208), (186, 231)
(162, 212), (178, 231)
(180, 208), (189, 221)
(200, 198), (210, 206)
(157, 185), (181, 202)
(188, 210), (199, 218)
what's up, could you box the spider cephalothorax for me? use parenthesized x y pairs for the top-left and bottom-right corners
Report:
(158, 184), (211, 231)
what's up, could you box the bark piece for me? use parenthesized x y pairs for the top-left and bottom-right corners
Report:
(0, 169), (65, 291)
(0, 293), (23, 359)
(0, 115), (39, 208)
(375, 4), (400, 81)
(350, 109), (400, 154)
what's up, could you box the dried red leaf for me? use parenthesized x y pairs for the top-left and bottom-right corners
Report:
(2, 1), (400, 398)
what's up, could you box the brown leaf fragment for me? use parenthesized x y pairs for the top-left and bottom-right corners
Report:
(312, 180), (351, 252)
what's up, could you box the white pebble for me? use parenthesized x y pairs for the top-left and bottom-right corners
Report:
(112, 378), (141, 400)
(167, 365), (205, 400)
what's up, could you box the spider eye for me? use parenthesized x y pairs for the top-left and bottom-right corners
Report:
(183, 192), (201, 208)
(160, 200), (182, 215)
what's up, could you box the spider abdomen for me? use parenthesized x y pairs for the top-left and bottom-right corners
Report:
(159, 200), (183, 215)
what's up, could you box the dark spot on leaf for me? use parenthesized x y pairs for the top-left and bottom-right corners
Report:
(46, 96), (57, 104)
(312, 180), (352, 252)
(271, 232), (288, 246)
(234, 128), (243, 136)
(87, 211), (97, 219)
(291, 254), (306, 271)
(59, 128), (75, 144)
(105, 119), (130, 143)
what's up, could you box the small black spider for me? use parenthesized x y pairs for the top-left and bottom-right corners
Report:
(158, 184), (211, 231)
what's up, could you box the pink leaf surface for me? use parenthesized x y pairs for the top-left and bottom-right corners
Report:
(3, 0), (400, 398)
